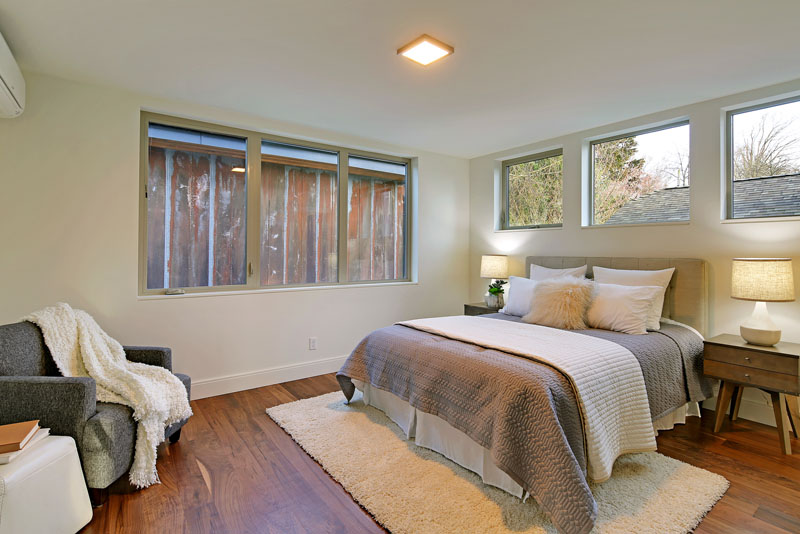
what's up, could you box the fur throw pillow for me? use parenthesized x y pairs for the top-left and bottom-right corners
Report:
(522, 277), (594, 330)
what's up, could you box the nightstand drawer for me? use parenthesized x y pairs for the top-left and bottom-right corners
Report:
(704, 343), (798, 376)
(704, 360), (800, 394)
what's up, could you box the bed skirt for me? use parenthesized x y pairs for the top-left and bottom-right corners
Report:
(352, 380), (700, 498)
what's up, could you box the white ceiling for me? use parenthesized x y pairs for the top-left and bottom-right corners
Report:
(2, 0), (800, 158)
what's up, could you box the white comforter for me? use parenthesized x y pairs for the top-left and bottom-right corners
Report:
(399, 316), (656, 481)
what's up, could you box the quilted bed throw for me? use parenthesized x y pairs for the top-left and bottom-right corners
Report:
(399, 315), (658, 482)
(25, 303), (192, 488)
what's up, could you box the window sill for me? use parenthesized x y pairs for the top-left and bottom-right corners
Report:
(494, 225), (563, 233)
(138, 280), (417, 300)
(721, 215), (800, 224)
(581, 220), (690, 230)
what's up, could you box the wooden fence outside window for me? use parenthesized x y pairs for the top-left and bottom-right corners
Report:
(146, 143), (406, 290)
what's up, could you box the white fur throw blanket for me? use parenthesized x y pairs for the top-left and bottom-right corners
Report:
(25, 303), (192, 488)
(399, 316), (657, 482)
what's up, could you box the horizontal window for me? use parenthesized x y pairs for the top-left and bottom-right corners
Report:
(141, 113), (412, 295)
(591, 122), (690, 226)
(728, 98), (800, 219)
(502, 150), (563, 229)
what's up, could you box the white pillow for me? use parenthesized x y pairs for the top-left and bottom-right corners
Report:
(500, 276), (537, 317)
(530, 264), (588, 281)
(586, 283), (663, 335)
(592, 266), (675, 331)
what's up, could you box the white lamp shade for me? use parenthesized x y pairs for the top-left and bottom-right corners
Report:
(731, 258), (795, 302)
(480, 255), (508, 279)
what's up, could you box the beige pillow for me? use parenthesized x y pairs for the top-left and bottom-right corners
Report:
(522, 278), (594, 330)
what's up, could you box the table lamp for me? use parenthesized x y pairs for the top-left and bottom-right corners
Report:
(480, 255), (508, 308)
(731, 258), (795, 346)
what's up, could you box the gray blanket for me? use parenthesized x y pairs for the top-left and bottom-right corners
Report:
(336, 315), (711, 534)
(489, 313), (713, 417)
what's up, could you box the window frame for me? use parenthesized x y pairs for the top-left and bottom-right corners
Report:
(725, 95), (800, 220)
(138, 111), (413, 296)
(500, 148), (564, 230)
(588, 119), (690, 227)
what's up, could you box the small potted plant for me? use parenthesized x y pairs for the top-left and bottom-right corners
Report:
(485, 279), (507, 309)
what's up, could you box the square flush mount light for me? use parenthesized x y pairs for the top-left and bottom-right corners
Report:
(397, 34), (454, 66)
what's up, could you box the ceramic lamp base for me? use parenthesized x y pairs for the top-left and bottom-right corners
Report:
(740, 325), (781, 346)
(740, 301), (781, 346)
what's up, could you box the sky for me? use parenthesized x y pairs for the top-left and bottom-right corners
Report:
(731, 99), (800, 169)
(636, 124), (690, 187)
(632, 99), (800, 188)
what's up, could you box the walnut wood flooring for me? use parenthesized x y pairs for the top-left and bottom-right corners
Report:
(82, 373), (800, 534)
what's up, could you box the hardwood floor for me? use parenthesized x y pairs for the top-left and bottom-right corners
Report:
(82, 374), (800, 534)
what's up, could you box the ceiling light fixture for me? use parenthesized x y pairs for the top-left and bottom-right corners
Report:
(397, 34), (454, 66)
(231, 167), (246, 173)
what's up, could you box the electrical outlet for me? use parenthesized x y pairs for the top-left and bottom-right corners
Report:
(308, 337), (317, 350)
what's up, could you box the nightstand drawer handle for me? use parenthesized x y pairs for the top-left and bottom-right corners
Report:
(744, 356), (751, 361)
(744, 373), (750, 380)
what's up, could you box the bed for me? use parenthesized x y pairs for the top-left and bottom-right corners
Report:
(336, 256), (713, 534)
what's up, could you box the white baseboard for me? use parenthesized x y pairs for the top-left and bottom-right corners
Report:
(191, 354), (348, 400)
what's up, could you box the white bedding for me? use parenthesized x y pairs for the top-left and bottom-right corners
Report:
(399, 315), (657, 482)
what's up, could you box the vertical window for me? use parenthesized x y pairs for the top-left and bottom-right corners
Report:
(502, 150), (563, 229)
(347, 156), (407, 281)
(260, 141), (338, 286)
(591, 122), (690, 225)
(146, 124), (247, 289)
(728, 98), (800, 219)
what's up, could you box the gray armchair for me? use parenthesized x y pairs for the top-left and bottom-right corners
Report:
(0, 321), (191, 504)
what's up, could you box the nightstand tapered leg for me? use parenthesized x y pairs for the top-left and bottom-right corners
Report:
(714, 381), (735, 432)
(786, 395), (800, 439)
(730, 386), (744, 421)
(771, 392), (792, 454)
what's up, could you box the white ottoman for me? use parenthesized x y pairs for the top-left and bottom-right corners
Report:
(0, 435), (92, 534)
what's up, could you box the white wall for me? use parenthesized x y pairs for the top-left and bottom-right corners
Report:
(469, 79), (800, 425)
(4, 71), (798, 423)
(0, 72), (470, 398)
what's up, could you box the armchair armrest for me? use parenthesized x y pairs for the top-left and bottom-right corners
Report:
(123, 346), (172, 371)
(0, 376), (96, 443)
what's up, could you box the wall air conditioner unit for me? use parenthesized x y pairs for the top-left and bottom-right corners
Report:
(0, 30), (24, 118)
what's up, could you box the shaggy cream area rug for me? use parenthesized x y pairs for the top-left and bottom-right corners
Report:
(267, 392), (728, 534)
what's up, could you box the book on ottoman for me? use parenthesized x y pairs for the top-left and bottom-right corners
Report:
(0, 420), (40, 454)
(0, 428), (50, 464)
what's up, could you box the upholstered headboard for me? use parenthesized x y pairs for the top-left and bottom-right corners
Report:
(525, 256), (709, 336)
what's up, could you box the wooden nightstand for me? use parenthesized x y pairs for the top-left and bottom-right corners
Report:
(464, 302), (501, 316)
(704, 334), (800, 454)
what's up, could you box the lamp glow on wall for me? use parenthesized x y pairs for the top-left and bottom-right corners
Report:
(731, 258), (795, 346)
(480, 255), (508, 309)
